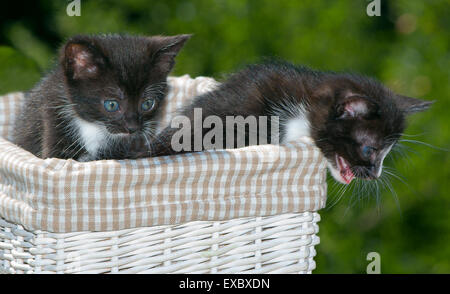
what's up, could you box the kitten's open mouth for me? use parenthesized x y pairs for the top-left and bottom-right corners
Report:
(335, 154), (355, 184)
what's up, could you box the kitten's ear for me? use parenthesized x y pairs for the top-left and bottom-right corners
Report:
(151, 34), (192, 74)
(336, 96), (378, 119)
(62, 40), (105, 80)
(395, 95), (434, 114)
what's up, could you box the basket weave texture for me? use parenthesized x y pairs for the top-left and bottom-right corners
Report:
(0, 75), (327, 273)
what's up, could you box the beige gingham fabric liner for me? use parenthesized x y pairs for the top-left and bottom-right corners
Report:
(0, 75), (327, 233)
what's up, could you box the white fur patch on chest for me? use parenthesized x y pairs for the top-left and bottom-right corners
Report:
(73, 118), (109, 156)
(281, 107), (311, 143)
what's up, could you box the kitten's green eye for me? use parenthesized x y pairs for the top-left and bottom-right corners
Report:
(104, 100), (120, 112)
(141, 99), (155, 112)
(362, 146), (376, 158)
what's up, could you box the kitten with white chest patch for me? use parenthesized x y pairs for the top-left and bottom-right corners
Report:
(13, 33), (191, 161)
(142, 61), (433, 184)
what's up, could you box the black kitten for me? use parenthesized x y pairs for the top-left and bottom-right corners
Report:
(13, 33), (190, 161)
(144, 61), (433, 184)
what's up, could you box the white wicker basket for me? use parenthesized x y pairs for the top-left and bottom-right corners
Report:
(0, 76), (327, 274)
(0, 213), (320, 274)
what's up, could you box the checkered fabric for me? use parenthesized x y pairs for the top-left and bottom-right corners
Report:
(0, 75), (327, 233)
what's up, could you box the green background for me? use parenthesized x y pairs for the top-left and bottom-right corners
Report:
(0, 0), (448, 273)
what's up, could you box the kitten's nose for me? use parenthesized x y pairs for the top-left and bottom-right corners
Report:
(367, 165), (379, 179)
(126, 125), (139, 134)
(124, 113), (141, 134)
(125, 121), (140, 134)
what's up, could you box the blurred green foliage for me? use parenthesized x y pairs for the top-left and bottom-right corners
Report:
(0, 46), (41, 93)
(0, 0), (448, 273)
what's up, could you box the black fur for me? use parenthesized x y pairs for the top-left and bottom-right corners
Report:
(13, 33), (190, 160)
(144, 60), (433, 181)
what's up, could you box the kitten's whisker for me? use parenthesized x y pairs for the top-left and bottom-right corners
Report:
(141, 132), (151, 149)
(61, 135), (83, 156)
(399, 132), (427, 137)
(47, 103), (77, 110)
(382, 168), (418, 197)
(389, 144), (414, 167)
(373, 179), (381, 213)
(379, 175), (402, 216)
(326, 180), (350, 210)
(398, 139), (448, 152)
